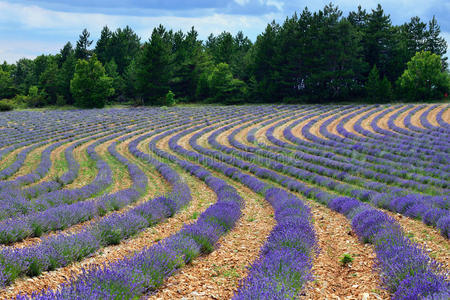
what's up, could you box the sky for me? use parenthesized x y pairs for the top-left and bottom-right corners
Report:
(0, 0), (449, 63)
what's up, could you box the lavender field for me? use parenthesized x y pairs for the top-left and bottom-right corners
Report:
(0, 104), (448, 299)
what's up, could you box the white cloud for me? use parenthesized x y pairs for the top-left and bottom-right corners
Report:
(0, 1), (282, 63)
(234, 0), (251, 6)
(0, 40), (62, 63)
(266, 0), (284, 12)
(0, 0), (447, 63)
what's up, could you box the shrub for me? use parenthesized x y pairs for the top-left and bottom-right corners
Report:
(164, 90), (176, 106)
(0, 101), (12, 111)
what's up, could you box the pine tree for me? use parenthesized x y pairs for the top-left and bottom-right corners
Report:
(362, 5), (393, 79)
(95, 26), (112, 64)
(39, 59), (59, 104)
(135, 25), (173, 105)
(366, 65), (381, 102)
(105, 59), (125, 100)
(425, 16), (448, 69)
(75, 29), (93, 60)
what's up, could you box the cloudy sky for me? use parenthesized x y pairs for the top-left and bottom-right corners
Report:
(0, 0), (449, 63)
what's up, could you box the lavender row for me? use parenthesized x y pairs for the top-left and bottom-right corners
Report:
(296, 105), (448, 172)
(283, 108), (449, 179)
(0, 115), (190, 244)
(232, 113), (447, 194)
(182, 115), (448, 298)
(233, 187), (316, 299)
(351, 106), (448, 155)
(0, 132), (115, 221)
(1, 128), (116, 197)
(266, 112), (449, 188)
(313, 106), (450, 170)
(0, 134), (191, 288)
(208, 117), (450, 237)
(20, 121), (243, 299)
(387, 105), (449, 145)
(436, 106), (450, 129)
(157, 119), (318, 298)
(337, 105), (449, 157)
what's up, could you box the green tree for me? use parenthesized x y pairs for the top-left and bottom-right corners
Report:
(109, 26), (141, 75)
(26, 85), (45, 107)
(208, 63), (246, 104)
(58, 42), (74, 67)
(361, 4), (394, 80)
(70, 55), (114, 108)
(135, 25), (173, 105)
(95, 26), (113, 64)
(55, 43), (77, 105)
(366, 65), (392, 102)
(13, 58), (35, 94)
(39, 59), (59, 104)
(0, 68), (16, 99)
(425, 16), (448, 69)
(366, 65), (380, 101)
(398, 51), (449, 101)
(105, 59), (125, 101)
(75, 29), (93, 60)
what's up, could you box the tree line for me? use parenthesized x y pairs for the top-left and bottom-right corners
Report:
(0, 3), (449, 110)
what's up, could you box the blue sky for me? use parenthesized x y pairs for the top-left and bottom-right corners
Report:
(0, 0), (449, 63)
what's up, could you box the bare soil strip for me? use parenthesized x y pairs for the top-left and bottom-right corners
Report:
(411, 105), (429, 130)
(149, 170), (275, 299)
(341, 107), (379, 137)
(96, 138), (132, 194)
(426, 105), (445, 127)
(302, 201), (389, 300)
(0, 147), (27, 171)
(377, 105), (406, 131)
(148, 126), (276, 299)
(26, 141), (74, 187)
(327, 107), (368, 139)
(393, 105), (417, 130)
(3, 132), (160, 250)
(360, 107), (388, 135)
(442, 106), (450, 125)
(64, 139), (99, 189)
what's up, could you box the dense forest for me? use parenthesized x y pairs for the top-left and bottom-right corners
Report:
(0, 3), (449, 110)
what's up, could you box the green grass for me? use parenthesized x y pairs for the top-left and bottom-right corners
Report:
(100, 147), (131, 195)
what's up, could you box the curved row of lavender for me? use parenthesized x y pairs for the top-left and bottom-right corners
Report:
(178, 107), (448, 299)
(163, 113), (317, 299)
(0, 111), (193, 243)
(0, 119), (198, 288)
(257, 107), (450, 236)
(0, 107), (230, 246)
(0, 109), (220, 247)
(250, 111), (449, 235)
(205, 106), (449, 237)
(18, 109), (247, 299)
